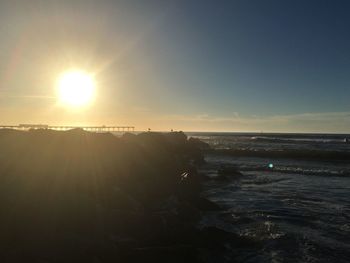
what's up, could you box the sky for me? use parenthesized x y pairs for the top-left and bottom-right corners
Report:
(0, 0), (350, 133)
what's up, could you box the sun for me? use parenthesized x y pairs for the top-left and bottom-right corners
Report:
(57, 70), (95, 107)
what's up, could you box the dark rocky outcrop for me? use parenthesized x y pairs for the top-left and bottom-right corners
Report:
(0, 129), (231, 263)
(217, 165), (243, 180)
(188, 137), (210, 150)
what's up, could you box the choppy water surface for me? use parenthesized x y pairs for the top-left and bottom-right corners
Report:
(188, 132), (350, 262)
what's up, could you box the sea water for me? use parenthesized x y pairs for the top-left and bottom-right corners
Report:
(188, 132), (350, 262)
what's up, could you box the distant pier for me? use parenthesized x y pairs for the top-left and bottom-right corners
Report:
(0, 124), (135, 132)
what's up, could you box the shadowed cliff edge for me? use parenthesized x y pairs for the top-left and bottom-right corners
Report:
(0, 129), (254, 263)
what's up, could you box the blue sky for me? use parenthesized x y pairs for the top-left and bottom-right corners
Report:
(0, 0), (350, 132)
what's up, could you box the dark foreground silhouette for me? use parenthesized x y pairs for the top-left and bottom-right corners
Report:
(0, 129), (253, 263)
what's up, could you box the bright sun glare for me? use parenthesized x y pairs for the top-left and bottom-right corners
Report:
(57, 70), (95, 107)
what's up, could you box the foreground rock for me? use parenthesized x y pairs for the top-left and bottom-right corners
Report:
(216, 165), (243, 180)
(0, 129), (240, 262)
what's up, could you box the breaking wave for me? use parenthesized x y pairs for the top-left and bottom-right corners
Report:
(250, 136), (349, 144)
(211, 148), (350, 161)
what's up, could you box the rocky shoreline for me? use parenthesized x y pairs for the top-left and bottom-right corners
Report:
(0, 129), (256, 263)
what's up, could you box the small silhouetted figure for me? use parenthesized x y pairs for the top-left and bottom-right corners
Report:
(148, 128), (151, 132)
(171, 129), (173, 132)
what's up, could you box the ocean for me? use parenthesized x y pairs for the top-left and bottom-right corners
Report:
(188, 132), (350, 262)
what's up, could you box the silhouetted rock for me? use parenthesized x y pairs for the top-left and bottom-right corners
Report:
(0, 129), (216, 263)
(218, 165), (243, 177)
(121, 132), (137, 140)
(188, 137), (210, 150)
(196, 197), (221, 211)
